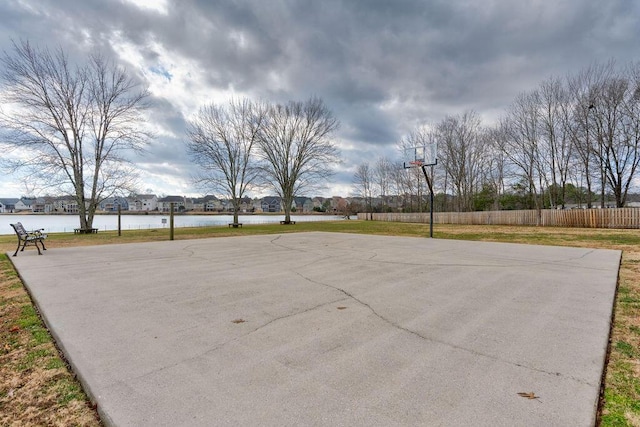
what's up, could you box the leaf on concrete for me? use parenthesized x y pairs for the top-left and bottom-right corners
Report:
(517, 392), (540, 400)
(231, 319), (246, 324)
(337, 306), (347, 310)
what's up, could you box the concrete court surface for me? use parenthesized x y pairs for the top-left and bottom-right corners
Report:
(10, 232), (621, 426)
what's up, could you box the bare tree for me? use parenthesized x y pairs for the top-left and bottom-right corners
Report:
(436, 110), (484, 212)
(353, 162), (374, 219)
(590, 64), (640, 207)
(373, 156), (392, 211)
(539, 76), (572, 208)
(257, 97), (340, 224)
(0, 40), (151, 230)
(565, 62), (613, 208)
(483, 126), (510, 209)
(388, 161), (409, 210)
(186, 98), (266, 224)
(501, 91), (545, 217)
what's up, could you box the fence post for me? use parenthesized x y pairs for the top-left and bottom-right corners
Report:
(170, 203), (174, 241)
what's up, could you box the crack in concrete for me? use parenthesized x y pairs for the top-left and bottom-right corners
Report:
(292, 269), (596, 387)
(243, 296), (350, 335)
(133, 234), (603, 387)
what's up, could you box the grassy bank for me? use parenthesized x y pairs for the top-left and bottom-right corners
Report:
(0, 221), (638, 426)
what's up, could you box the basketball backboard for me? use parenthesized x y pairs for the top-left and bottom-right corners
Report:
(403, 143), (437, 169)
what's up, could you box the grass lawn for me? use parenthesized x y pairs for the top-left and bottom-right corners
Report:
(0, 220), (638, 426)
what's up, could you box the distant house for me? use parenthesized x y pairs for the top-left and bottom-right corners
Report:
(239, 197), (254, 213)
(190, 195), (218, 212)
(100, 197), (129, 212)
(331, 196), (349, 213)
(312, 197), (326, 210)
(190, 197), (205, 212)
(14, 197), (35, 212)
(209, 198), (226, 212)
(311, 197), (335, 212)
(261, 196), (282, 213)
(303, 198), (314, 213)
(294, 196), (311, 213)
(127, 194), (158, 212)
(50, 196), (76, 213)
(157, 196), (186, 212)
(31, 197), (47, 213)
(216, 197), (255, 213)
(37, 196), (57, 213)
(62, 198), (79, 214)
(0, 198), (19, 213)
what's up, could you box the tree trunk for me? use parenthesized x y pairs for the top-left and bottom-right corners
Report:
(283, 196), (292, 223)
(233, 199), (240, 224)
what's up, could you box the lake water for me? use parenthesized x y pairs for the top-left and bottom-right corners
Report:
(1, 213), (346, 235)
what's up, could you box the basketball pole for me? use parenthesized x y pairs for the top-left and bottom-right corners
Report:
(421, 165), (434, 238)
(404, 144), (436, 238)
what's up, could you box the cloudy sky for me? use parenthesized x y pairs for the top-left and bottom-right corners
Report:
(0, 0), (639, 198)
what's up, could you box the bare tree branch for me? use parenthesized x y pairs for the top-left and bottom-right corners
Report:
(257, 96), (340, 223)
(0, 40), (152, 229)
(186, 98), (266, 223)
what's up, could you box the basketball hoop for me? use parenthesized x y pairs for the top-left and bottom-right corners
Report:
(402, 143), (438, 238)
(403, 144), (437, 169)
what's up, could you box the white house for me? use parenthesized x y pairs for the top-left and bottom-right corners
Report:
(127, 194), (158, 211)
(157, 196), (186, 212)
(14, 197), (35, 212)
(0, 198), (19, 213)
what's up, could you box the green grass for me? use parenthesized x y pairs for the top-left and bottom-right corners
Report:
(44, 377), (86, 406)
(45, 358), (66, 370)
(615, 341), (639, 359)
(601, 359), (640, 426)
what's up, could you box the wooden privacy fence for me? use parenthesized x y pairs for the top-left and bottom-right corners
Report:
(358, 208), (640, 229)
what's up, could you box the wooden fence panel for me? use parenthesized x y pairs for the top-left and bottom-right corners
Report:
(358, 208), (640, 229)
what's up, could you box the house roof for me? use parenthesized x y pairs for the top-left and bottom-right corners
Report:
(158, 196), (185, 202)
(262, 196), (281, 204)
(191, 195), (219, 203)
(127, 194), (158, 202)
(0, 198), (20, 205)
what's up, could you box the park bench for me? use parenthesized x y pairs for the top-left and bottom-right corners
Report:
(228, 223), (243, 228)
(10, 222), (47, 256)
(280, 220), (296, 225)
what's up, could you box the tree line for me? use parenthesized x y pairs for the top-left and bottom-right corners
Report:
(2, 40), (638, 230)
(186, 97), (339, 224)
(0, 41), (340, 229)
(355, 61), (640, 214)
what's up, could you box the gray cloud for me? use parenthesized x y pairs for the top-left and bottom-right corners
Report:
(0, 0), (639, 197)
